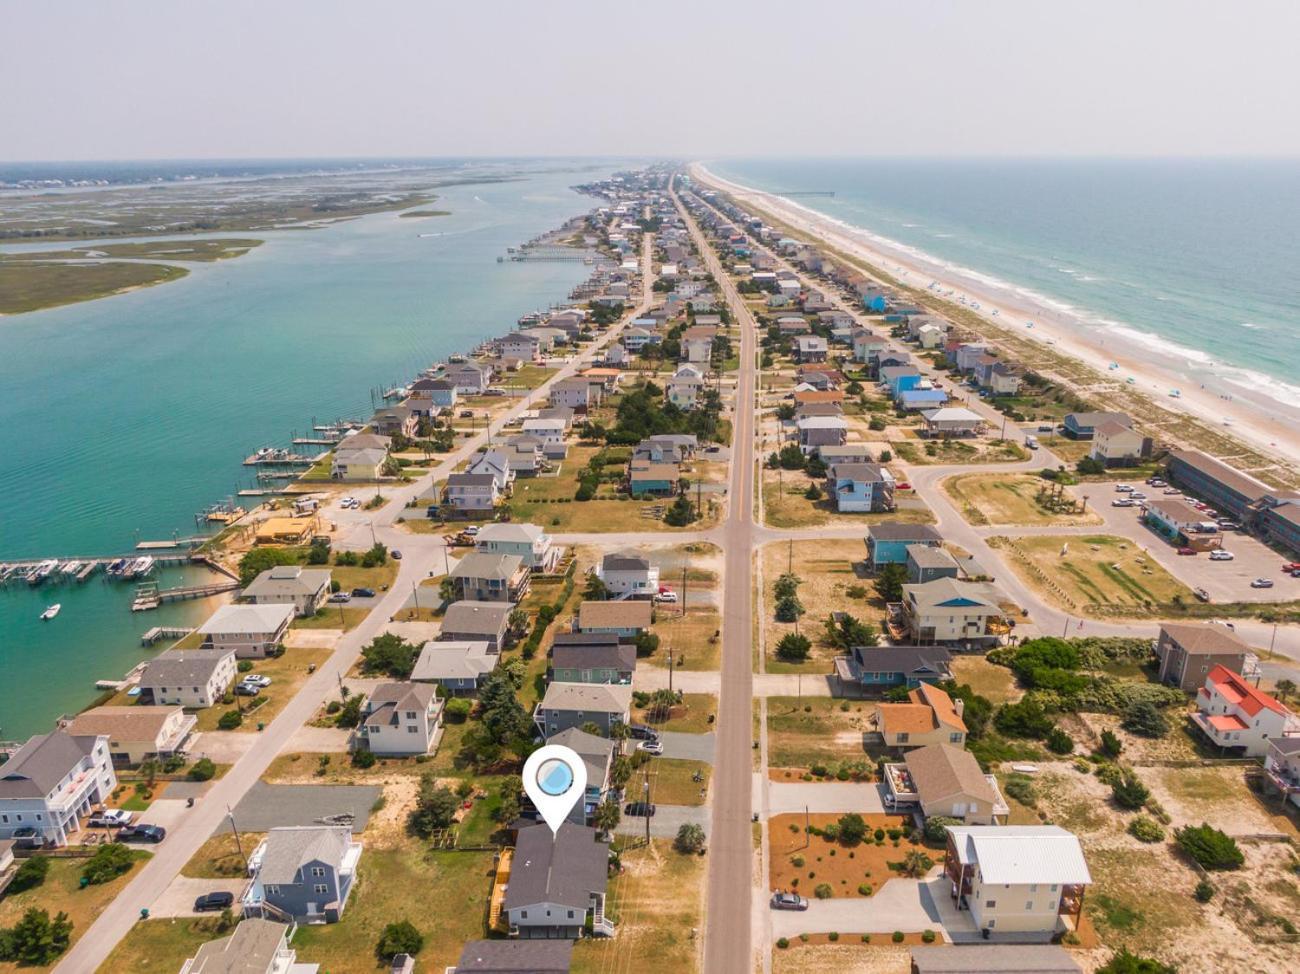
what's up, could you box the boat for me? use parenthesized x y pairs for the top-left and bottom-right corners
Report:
(107, 558), (127, 576)
(1108, 362), (1119, 370)
(1169, 389), (1181, 398)
(28, 559), (58, 585)
(61, 560), (82, 575)
(40, 603), (61, 620)
(123, 556), (155, 580)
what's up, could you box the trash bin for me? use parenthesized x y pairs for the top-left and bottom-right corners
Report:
(257, 722), (265, 732)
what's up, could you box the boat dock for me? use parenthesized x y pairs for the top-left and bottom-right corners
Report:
(243, 448), (316, 466)
(136, 537), (206, 550)
(141, 626), (194, 646)
(131, 578), (239, 612)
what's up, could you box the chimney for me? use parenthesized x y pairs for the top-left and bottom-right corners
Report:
(953, 698), (965, 719)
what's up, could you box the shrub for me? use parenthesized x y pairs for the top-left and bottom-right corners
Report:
(375, 920), (423, 960)
(237, 660), (253, 673)
(837, 813), (867, 847)
(1004, 774), (1037, 807)
(1099, 729), (1123, 758)
(351, 749), (377, 769)
(217, 710), (243, 730)
(1046, 727), (1074, 754)
(1096, 948), (1177, 974)
(873, 827), (886, 842)
(858, 883), (872, 895)
(1111, 772), (1150, 810)
(791, 855), (805, 868)
(187, 758), (217, 781)
(444, 698), (472, 722)
(994, 697), (1054, 738)
(922, 930), (936, 943)
(8, 856), (49, 894)
(1121, 701), (1169, 738)
(675, 823), (707, 854)
(892, 931), (905, 943)
(776, 633), (812, 662)
(0, 909), (73, 965)
(409, 775), (459, 836)
(1194, 880), (1215, 902)
(828, 931), (839, 941)
(1175, 823), (1244, 871)
(1128, 816), (1165, 843)
(814, 883), (833, 899)
(81, 843), (135, 885)
(776, 937), (789, 949)
(923, 816), (961, 844)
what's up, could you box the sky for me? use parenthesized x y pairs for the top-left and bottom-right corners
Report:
(6, 0), (1299, 161)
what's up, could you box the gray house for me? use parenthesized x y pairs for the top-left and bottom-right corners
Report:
(534, 683), (632, 738)
(180, 917), (306, 974)
(906, 544), (961, 583)
(503, 823), (613, 939)
(439, 601), (514, 652)
(449, 552), (530, 604)
(546, 727), (616, 825)
(244, 825), (363, 924)
(452, 940), (573, 973)
(410, 640), (496, 694)
(550, 641), (635, 685)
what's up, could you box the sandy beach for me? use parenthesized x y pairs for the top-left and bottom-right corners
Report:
(692, 163), (1300, 472)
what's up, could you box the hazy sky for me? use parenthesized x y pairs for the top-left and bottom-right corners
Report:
(6, 0), (1299, 160)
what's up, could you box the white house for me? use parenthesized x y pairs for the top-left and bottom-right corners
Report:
(0, 731), (117, 847)
(357, 682), (444, 757)
(138, 649), (238, 708)
(198, 603), (294, 659)
(1089, 419), (1151, 468)
(1192, 665), (1300, 756)
(442, 473), (501, 514)
(474, 522), (559, 572)
(520, 417), (566, 446)
(945, 825), (1091, 942)
(498, 333), (542, 362)
(595, 552), (660, 598)
(243, 565), (332, 617)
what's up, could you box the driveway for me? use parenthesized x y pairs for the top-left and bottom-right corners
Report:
(217, 782), (380, 834)
(286, 724), (353, 753)
(765, 781), (885, 816)
(151, 875), (247, 918)
(767, 876), (977, 940)
(187, 732), (257, 765)
(659, 731), (716, 763)
(615, 803), (709, 840)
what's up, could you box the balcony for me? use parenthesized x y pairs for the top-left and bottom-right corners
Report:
(883, 763), (918, 805)
(1190, 710), (1248, 747)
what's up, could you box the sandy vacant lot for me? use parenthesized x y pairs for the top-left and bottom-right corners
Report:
(944, 472), (1102, 527)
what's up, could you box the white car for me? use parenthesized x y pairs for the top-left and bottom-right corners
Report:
(1209, 550), (1234, 561)
(87, 809), (134, 829)
(1115, 484), (1134, 493)
(638, 740), (664, 755)
(1251, 578), (1275, 589)
(1111, 499), (1134, 508)
(653, 590), (679, 604)
(242, 674), (272, 687)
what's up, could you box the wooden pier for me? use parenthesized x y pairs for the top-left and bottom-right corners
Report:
(141, 626), (194, 646)
(131, 579), (239, 612)
(242, 449), (315, 466)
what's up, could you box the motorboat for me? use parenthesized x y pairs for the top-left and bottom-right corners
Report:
(28, 559), (58, 585)
(40, 603), (61, 620)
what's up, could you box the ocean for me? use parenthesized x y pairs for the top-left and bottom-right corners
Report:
(707, 157), (1300, 412)
(0, 159), (615, 738)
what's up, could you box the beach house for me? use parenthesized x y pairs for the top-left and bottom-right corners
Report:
(474, 522), (559, 573)
(439, 601), (515, 652)
(907, 544), (961, 583)
(794, 335), (829, 363)
(885, 743), (1009, 825)
(356, 682), (444, 757)
(833, 645), (954, 694)
(594, 552), (660, 598)
(62, 705), (195, 768)
(179, 918), (307, 974)
(243, 564), (332, 617)
(198, 603), (294, 659)
(795, 415), (847, 453)
(244, 825), (363, 924)
(1155, 622), (1253, 692)
(894, 578), (1010, 646)
(545, 727), (616, 824)
(1062, 411), (1131, 440)
(575, 600), (653, 640)
(442, 473), (502, 515)
(534, 683), (632, 738)
(827, 462), (896, 513)
(921, 408), (986, 439)
(872, 682), (968, 749)
(1190, 665), (1299, 756)
(502, 823), (613, 939)
(944, 826), (1091, 941)
(451, 941), (573, 973)
(0, 730), (117, 847)
(138, 649), (238, 708)
(550, 639), (636, 685)
(450, 552), (531, 604)
(410, 640), (496, 695)
(866, 523), (944, 570)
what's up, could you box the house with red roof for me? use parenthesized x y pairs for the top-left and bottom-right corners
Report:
(1191, 666), (1300, 756)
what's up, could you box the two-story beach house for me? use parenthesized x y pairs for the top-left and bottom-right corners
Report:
(179, 917), (310, 974)
(243, 565), (332, 617)
(866, 523), (945, 570)
(1191, 665), (1300, 756)
(138, 649), (238, 708)
(411, 640), (496, 695)
(474, 523), (559, 573)
(0, 730), (117, 847)
(62, 705), (196, 769)
(894, 579), (1010, 646)
(244, 825), (363, 924)
(594, 553), (659, 599)
(1156, 622), (1253, 693)
(198, 603), (294, 659)
(884, 743), (1009, 825)
(503, 823), (612, 939)
(534, 683), (632, 738)
(827, 462), (896, 513)
(356, 682), (444, 757)
(450, 552), (531, 604)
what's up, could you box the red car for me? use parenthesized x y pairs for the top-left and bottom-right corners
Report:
(895, 482), (912, 491)
(1176, 547), (1197, 555)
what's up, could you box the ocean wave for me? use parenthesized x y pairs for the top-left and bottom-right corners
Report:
(1220, 367), (1300, 406)
(1238, 321), (1266, 329)
(1101, 323), (1217, 366)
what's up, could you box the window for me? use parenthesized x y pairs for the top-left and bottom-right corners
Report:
(266, 885), (280, 896)
(568, 910), (575, 919)
(1029, 884), (1037, 892)
(897, 732), (909, 743)
(984, 900), (996, 909)
(405, 711), (417, 719)
(311, 866), (325, 877)
(408, 726), (418, 733)
(314, 884), (328, 894)
(521, 910), (528, 919)
(1025, 900), (1034, 910)
(949, 732), (963, 743)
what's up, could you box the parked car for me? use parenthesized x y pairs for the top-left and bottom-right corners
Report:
(1176, 547), (1197, 555)
(328, 591), (352, 603)
(1193, 587), (1211, 602)
(1129, 492), (1148, 501)
(463, 525), (479, 536)
(771, 891), (809, 911)
(193, 891), (235, 912)
(234, 683), (261, 696)
(242, 674), (272, 687)
(653, 590), (678, 604)
(1209, 550), (1234, 561)
(117, 824), (166, 843)
(1251, 578), (1275, 589)
(1111, 499), (1134, 508)
(391, 550), (402, 560)
(1148, 478), (1167, 487)
(638, 740), (664, 755)
(1162, 488), (1182, 495)
(87, 809), (134, 829)
(628, 724), (660, 742)
(624, 801), (656, 817)
(351, 587), (376, 598)
(1115, 484), (1134, 493)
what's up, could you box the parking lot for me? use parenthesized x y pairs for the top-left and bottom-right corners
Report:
(216, 782), (380, 834)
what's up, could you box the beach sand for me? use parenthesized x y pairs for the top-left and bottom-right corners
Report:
(692, 164), (1300, 472)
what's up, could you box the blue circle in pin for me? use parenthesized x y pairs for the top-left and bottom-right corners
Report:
(537, 757), (574, 796)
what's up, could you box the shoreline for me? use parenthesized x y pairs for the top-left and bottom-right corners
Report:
(692, 163), (1300, 472)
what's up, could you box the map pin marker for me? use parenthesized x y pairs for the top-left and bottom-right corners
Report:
(523, 744), (587, 835)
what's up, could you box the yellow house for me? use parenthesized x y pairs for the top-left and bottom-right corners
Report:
(873, 682), (967, 749)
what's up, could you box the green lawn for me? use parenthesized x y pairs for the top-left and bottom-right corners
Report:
(631, 693), (717, 733)
(99, 917), (226, 974)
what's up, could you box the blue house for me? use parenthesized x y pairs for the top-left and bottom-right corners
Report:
(864, 294), (888, 313)
(866, 523), (944, 569)
(833, 645), (953, 692)
(828, 462), (896, 513)
(897, 388), (949, 411)
(881, 367), (923, 397)
(1062, 411), (1130, 440)
(244, 826), (363, 924)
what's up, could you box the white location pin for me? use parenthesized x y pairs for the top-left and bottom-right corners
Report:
(522, 743), (587, 835)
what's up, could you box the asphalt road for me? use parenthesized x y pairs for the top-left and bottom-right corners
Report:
(675, 181), (758, 974)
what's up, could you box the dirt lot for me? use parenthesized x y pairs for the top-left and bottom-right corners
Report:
(771, 944), (913, 974)
(571, 838), (705, 974)
(760, 470), (935, 531)
(767, 697), (878, 771)
(759, 539), (880, 673)
(193, 645), (332, 732)
(769, 812), (930, 898)
(632, 693), (717, 733)
(990, 534), (1194, 615)
(944, 473), (1103, 527)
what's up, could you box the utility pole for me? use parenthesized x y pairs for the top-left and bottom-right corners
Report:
(227, 806), (250, 874)
(412, 581), (420, 619)
(643, 773), (651, 845)
(668, 649), (674, 694)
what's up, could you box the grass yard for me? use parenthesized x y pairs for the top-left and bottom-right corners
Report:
(761, 473), (934, 531)
(759, 539), (879, 674)
(990, 534), (1195, 615)
(98, 916), (230, 973)
(949, 655), (1021, 705)
(631, 693), (717, 733)
(769, 812), (929, 898)
(571, 839), (704, 974)
(292, 606), (369, 631)
(644, 757), (712, 806)
(892, 436), (1028, 466)
(648, 605), (722, 671)
(330, 559), (400, 593)
(767, 697), (877, 771)
(291, 844), (496, 974)
(0, 852), (151, 973)
(192, 646), (331, 732)
(182, 832), (267, 878)
(502, 364), (556, 390)
(0, 261), (190, 314)
(943, 473), (1102, 527)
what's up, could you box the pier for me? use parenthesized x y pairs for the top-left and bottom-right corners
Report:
(141, 626), (194, 646)
(242, 448), (316, 466)
(131, 578), (239, 611)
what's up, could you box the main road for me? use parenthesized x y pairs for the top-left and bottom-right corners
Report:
(56, 226), (656, 973)
(673, 180), (759, 974)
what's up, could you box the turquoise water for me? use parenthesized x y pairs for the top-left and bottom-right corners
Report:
(0, 162), (610, 737)
(707, 158), (1300, 410)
